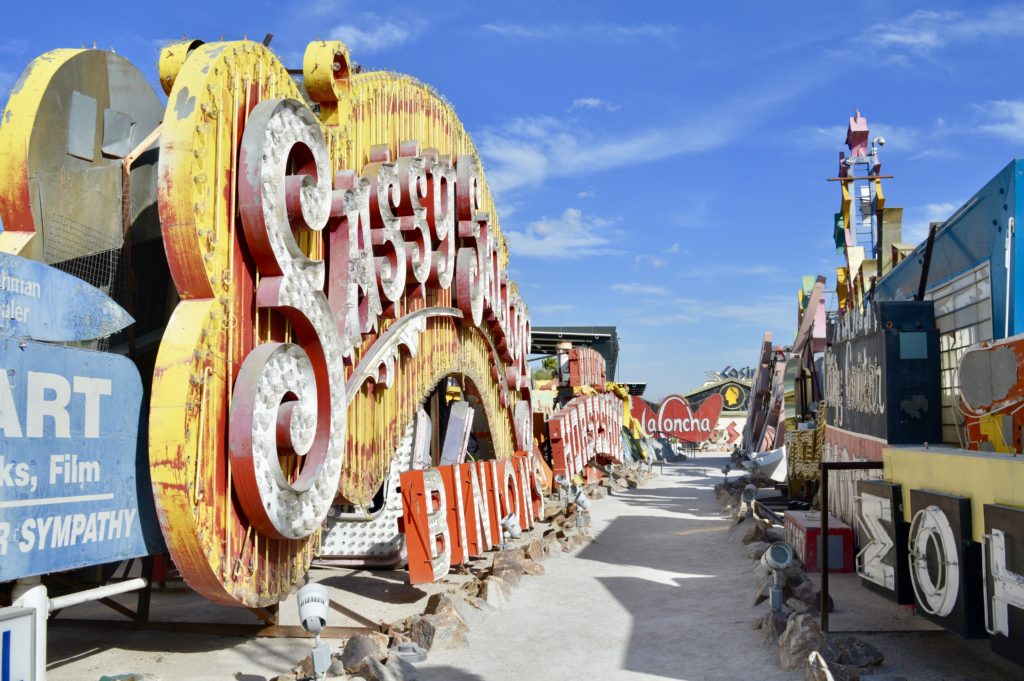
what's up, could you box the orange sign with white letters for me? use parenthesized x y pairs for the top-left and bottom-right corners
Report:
(401, 454), (546, 584)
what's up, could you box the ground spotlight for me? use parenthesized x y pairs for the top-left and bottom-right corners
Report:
(501, 511), (522, 540)
(760, 542), (795, 613)
(569, 485), (592, 510)
(297, 580), (332, 679)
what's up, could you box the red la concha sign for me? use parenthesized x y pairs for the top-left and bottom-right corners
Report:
(649, 394), (723, 442)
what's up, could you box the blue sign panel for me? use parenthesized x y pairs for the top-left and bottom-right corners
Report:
(0, 253), (133, 342)
(0, 338), (162, 580)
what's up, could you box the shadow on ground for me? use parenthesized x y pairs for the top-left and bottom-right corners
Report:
(597, 575), (757, 681)
(47, 626), (303, 671)
(577, 515), (727, 574)
(318, 571), (428, 605)
(417, 664), (489, 680)
(581, 459), (768, 680)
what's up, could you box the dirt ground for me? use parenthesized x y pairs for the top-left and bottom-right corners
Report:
(45, 456), (1024, 680)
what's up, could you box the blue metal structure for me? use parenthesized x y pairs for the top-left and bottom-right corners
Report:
(873, 159), (1023, 338)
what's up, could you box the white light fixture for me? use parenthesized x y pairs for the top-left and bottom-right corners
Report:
(569, 485), (591, 510)
(501, 512), (522, 540)
(297, 580), (332, 680)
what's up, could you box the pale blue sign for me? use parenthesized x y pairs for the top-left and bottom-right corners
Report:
(0, 253), (133, 342)
(0, 338), (162, 580)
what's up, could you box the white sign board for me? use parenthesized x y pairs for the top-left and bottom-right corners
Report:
(0, 606), (35, 681)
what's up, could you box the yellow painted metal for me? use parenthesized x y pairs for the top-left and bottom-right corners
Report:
(977, 414), (1014, 453)
(835, 266), (848, 309)
(846, 246), (865, 308)
(840, 180), (852, 255)
(873, 177), (886, 223)
(0, 49), (82, 259)
(151, 41), (317, 607)
(157, 39), (205, 95)
(884, 446), (1024, 541)
(347, 69), (509, 267)
(150, 39), (522, 605)
(302, 41), (349, 126)
(341, 305), (517, 503)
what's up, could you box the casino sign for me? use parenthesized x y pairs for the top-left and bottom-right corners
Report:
(630, 375), (750, 447)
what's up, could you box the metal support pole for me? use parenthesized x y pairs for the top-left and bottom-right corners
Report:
(917, 223), (939, 301)
(48, 578), (148, 612)
(137, 555), (154, 624)
(819, 460), (884, 632)
(821, 469), (829, 631)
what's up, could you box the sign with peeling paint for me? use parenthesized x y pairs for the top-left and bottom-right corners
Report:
(0, 253), (133, 341)
(0, 338), (162, 580)
(402, 455), (546, 584)
(145, 39), (534, 606)
(0, 38), (537, 607)
(549, 391), (623, 480)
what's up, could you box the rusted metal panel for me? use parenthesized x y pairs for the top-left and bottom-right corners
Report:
(0, 49), (161, 262)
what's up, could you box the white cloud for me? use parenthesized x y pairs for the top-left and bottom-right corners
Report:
(481, 23), (679, 41)
(680, 264), (784, 279)
(478, 72), (821, 197)
(867, 6), (1024, 54)
(976, 100), (1024, 143)
(576, 190), (594, 199)
(634, 254), (667, 269)
(478, 115), (733, 195)
(789, 121), (922, 154)
(870, 10), (952, 50)
(331, 18), (417, 53)
(535, 303), (576, 315)
(626, 294), (793, 329)
(903, 201), (961, 244)
(611, 283), (669, 296)
(667, 243), (681, 253)
(504, 207), (620, 258)
(569, 97), (621, 112)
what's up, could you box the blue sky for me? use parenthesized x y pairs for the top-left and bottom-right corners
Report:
(3, 2), (1024, 398)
